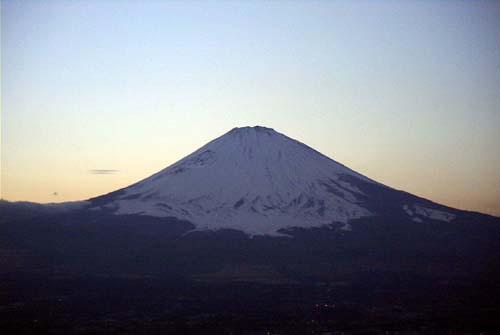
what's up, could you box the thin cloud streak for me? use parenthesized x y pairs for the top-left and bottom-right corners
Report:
(89, 169), (119, 175)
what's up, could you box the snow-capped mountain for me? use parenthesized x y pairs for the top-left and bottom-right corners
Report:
(3, 125), (499, 289)
(3, 129), (499, 331)
(90, 126), (457, 236)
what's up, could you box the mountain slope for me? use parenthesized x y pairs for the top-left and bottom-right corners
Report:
(90, 126), (460, 235)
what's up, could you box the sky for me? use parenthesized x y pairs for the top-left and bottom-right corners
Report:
(1, 0), (499, 216)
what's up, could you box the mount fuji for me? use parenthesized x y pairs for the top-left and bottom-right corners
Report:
(2, 126), (499, 285)
(90, 126), (458, 236)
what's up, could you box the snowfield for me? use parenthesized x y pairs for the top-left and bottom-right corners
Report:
(90, 126), (456, 235)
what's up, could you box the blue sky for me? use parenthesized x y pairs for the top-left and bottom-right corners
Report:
(2, 0), (500, 216)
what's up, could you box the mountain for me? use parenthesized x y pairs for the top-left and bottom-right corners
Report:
(3, 126), (499, 281)
(2, 126), (500, 333)
(89, 126), (460, 236)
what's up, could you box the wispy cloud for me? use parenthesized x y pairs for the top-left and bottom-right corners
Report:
(89, 169), (119, 175)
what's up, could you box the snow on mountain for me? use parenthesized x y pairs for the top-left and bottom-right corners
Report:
(403, 204), (455, 223)
(91, 126), (456, 236)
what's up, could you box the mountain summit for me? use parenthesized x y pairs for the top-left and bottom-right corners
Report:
(91, 126), (457, 235)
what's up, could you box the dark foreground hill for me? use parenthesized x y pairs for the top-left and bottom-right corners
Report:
(2, 205), (499, 334)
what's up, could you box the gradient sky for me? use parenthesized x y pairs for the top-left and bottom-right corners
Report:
(1, 0), (500, 216)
